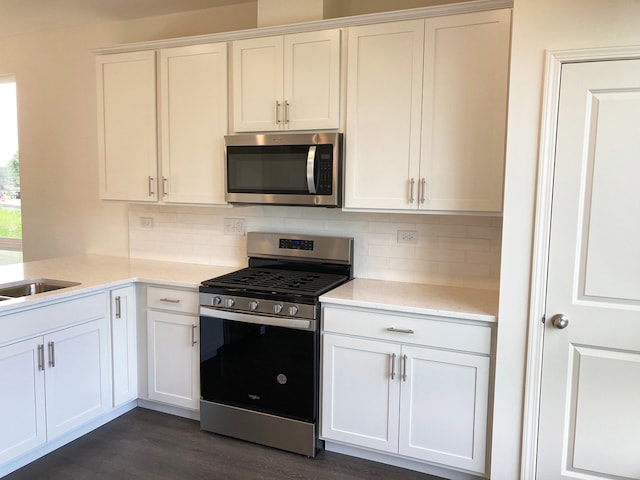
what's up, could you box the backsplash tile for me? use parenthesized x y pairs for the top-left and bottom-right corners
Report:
(129, 204), (502, 290)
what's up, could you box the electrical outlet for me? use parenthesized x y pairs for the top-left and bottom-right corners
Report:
(140, 217), (154, 228)
(397, 230), (418, 244)
(224, 218), (245, 235)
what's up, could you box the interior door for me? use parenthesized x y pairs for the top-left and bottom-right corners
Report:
(537, 59), (640, 479)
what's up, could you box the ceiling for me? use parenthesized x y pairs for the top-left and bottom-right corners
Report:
(0, 0), (252, 38)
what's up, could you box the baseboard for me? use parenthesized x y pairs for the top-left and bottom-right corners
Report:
(136, 398), (200, 421)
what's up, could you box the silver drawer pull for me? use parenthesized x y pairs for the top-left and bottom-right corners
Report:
(160, 298), (181, 304)
(402, 354), (408, 382)
(386, 327), (415, 334)
(390, 353), (397, 380)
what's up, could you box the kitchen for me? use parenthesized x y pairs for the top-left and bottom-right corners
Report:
(0, 0), (639, 479)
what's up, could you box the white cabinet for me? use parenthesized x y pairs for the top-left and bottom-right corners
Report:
(232, 29), (341, 132)
(110, 285), (137, 407)
(0, 295), (111, 465)
(321, 306), (491, 475)
(344, 9), (511, 213)
(146, 286), (199, 410)
(159, 43), (228, 204)
(0, 337), (46, 464)
(96, 43), (228, 204)
(96, 51), (158, 202)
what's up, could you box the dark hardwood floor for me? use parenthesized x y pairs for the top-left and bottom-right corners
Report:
(5, 408), (444, 480)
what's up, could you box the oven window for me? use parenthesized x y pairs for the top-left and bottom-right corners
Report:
(200, 316), (318, 422)
(227, 145), (310, 194)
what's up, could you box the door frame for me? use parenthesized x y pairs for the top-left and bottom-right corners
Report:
(521, 44), (640, 480)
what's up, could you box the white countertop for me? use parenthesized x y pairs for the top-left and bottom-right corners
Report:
(320, 278), (498, 322)
(0, 255), (236, 314)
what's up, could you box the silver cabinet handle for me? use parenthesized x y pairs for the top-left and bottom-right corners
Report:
(402, 354), (408, 382)
(115, 295), (122, 319)
(275, 100), (282, 124)
(386, 327), (415, 334)
(409, 178), (415, 203)
(191, 324), (198, 346)
(162, 177), (169, 197)
(160, 298), (181, 304)
(284, 100), (290, 124)
(420, 178), (426, 204)
(390, 353), (397, 380)
(148, 176), (155, 196)
(306, 146), (317, 194)
(48, 341), (55, 368)
(38, 344), (45, 371)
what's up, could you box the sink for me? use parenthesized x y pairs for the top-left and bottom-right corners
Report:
(0, 278), (81, 300)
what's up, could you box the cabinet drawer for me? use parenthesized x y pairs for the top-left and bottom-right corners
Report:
(146, 286), (198, 314)
(323, 306), (491, 355)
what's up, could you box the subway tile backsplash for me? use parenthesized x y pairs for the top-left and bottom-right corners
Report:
(129, 204), (502, 290)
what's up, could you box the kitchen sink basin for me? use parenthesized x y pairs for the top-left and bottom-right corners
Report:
(0, 278), (81, 300)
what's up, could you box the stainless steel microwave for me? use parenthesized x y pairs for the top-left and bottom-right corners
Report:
(225, 132), (343, 207)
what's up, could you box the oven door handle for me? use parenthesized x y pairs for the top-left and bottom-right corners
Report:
(306, 145), (317, 194)
(200, 306), (316, 331)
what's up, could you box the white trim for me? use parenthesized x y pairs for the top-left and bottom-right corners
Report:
(521, 44), (640, 480)
(92, 0), (512, 54)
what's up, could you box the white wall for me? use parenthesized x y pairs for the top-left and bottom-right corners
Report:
(492, 1), (640, 478)
(129, 204), (502, 289)
(0, 3), (256, 262)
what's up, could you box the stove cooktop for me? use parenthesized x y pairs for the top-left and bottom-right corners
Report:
(200, 267), (349, 297)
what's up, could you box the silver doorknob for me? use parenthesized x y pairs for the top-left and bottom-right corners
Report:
(550, 314), (569, 329)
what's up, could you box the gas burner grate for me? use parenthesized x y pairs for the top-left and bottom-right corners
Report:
(202, 268), (348, 296)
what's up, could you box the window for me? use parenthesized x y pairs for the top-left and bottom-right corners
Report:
(0, 75), (22, 264)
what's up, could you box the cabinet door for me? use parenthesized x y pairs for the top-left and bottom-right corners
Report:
(159, 43), (228, 204)
(147, 310), (199, 409)
(232, 36), (284, 132)
(111, 285), (137, 407)
(45, 318), (111, 440)
(96, 51), (158, 201)
(398, 345), (490, 474)
(344, 20), (424, 210)
(284, 30), (341, 130)
(0, 337), (46, 464)
(321, 334), (401, 452)
(420, 9), (510, 212)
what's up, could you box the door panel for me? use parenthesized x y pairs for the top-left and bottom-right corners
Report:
(537, 59), (640, 479)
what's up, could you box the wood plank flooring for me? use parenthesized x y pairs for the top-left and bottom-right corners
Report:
(5, 408), (444, 480)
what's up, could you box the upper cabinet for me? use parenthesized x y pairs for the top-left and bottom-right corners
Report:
(96, 43), (228, 204)
(97, 51), (158, 202)
(232, 29), (341, 132)
(344, 9), (511, 213)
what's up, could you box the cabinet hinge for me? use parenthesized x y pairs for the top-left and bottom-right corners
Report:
(541, 314), (546, 324)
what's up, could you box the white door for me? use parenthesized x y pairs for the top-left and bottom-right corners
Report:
(159, 43), (228, 204)
(398, 345), (489, 474)
(147, 310), (199, 409)
(321, 334), (401, 453)
(45, 319), (111, 440)
(111, 285), (138, 407)
(537, 59), (640, 479)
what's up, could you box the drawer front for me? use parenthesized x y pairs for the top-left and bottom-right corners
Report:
(147, 286), (198, 314)
(323, 306), (491, 355)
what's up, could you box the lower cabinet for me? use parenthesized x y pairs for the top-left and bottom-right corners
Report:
(321, 306), (492, 476)
(110, 285), (138, 407)
(0, 296), (111, 465)
(146, 286), (199, 410)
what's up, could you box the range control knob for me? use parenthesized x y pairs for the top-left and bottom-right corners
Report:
(288, 306), (299, 316)
(225, 298), (235, 308)
(249, 301), (259, 311)
(212, 296), (222, 306)
(273, 304), (283, 314)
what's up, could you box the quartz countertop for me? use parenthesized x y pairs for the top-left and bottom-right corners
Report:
(320, 278), (498, 322)
(0, 255), (236, 314)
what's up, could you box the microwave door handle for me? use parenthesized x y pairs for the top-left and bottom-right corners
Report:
(306, 146), (317, 194)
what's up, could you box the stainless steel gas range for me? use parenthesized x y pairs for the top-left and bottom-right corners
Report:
(198, 232), (354, 457)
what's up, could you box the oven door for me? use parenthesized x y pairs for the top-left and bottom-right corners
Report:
(200, 311), (318, 423)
